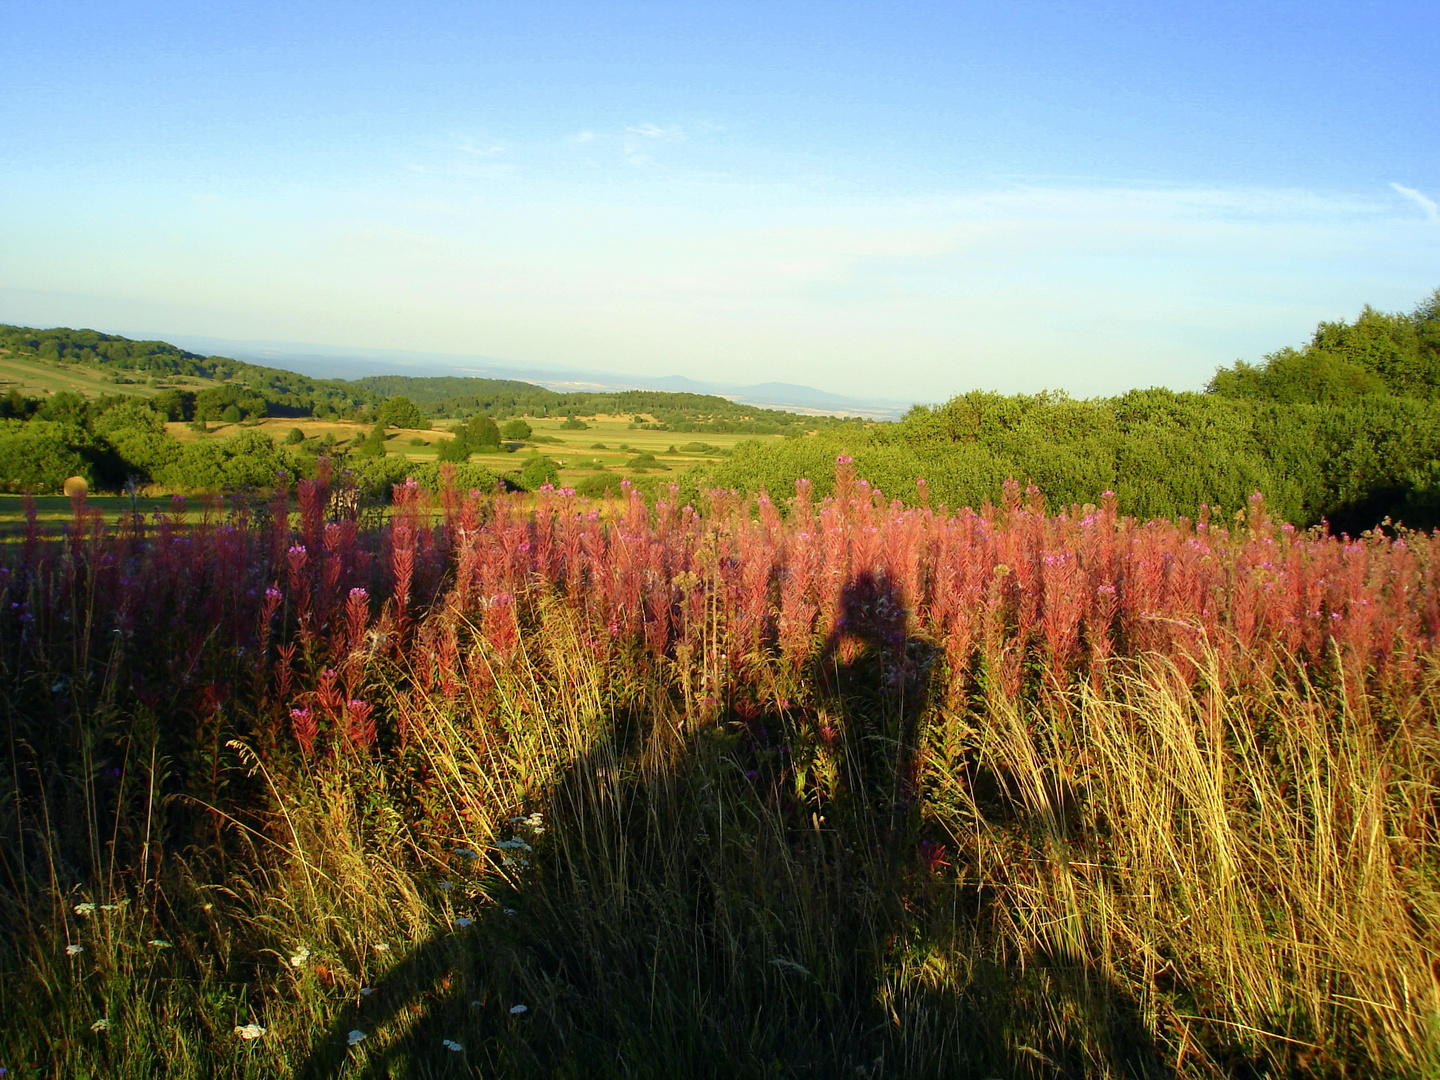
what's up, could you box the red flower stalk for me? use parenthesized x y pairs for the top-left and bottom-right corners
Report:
(483, 592), (519, 659)
(316, 667), (344, 723)
(285, 544), (312, 641)
(344, 587), (370, 655)
(290, 708), (318, 757)
(258, 584), (283, 650)
(1040, 549), (1083, 674)
(344, 698), (376, 752)
(389, 524), (416, 639)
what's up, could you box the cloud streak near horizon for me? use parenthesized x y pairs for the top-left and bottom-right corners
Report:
(1391, 183), (1440, 225)
(2, 162), (1432, 402)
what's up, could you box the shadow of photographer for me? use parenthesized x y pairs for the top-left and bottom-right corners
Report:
(295, 570), (1171, 1078)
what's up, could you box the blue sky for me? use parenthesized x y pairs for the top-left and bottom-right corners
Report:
(2, 0), (1437, 402)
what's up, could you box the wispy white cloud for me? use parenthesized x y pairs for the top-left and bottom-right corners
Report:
(625, 123), (685, 140)
(1390, 182), (1439, 223)
(455, 138), (505, 157)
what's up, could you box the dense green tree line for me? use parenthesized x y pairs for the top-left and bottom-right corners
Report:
(0, 386), (506, 498)
(697, 294), (1440, 534)
(1208, 290), (1440, 402)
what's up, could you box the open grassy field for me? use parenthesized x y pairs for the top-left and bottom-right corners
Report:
(0, 494), (179, 529)
(1, 466), (1437, 1078)
(164, 413), (786, 491)
(450, 414), (786, 490)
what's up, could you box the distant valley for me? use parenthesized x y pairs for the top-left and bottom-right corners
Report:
(162, 334), (915, 420)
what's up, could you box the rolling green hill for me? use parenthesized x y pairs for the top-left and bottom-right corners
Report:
(0, 325), (845, 434)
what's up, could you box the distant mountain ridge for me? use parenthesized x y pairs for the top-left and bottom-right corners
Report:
(164, 334), (913, 419)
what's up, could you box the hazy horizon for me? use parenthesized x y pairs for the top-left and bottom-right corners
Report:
(3, 0), (1437, 401)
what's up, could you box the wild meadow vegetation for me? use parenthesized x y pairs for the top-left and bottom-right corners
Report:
(3, 455), (1439, 1078)
(5, 291), (1440, 538)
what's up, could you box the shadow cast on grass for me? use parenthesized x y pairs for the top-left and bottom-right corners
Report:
(297, 572), (1172, 1079)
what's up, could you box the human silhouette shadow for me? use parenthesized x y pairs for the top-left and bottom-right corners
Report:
(295, 571), (1172, 1078)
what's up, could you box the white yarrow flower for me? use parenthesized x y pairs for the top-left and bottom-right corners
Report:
(347, 1029), (367, 1046)
(453, 847), (478, 860)
(442, 1039), (464, 1051)
(66, 943), (84, 956)
(360, 986), (375, 996)
(234, 1023), (266, 1040)
(456, 917), (474, 928)
(509, 1003), (528, 1015)
(91, 1018), (110, 1032)
(148, 939), (172, 948)
(289, 946), (311, 968)
(74, 902), (97, 917)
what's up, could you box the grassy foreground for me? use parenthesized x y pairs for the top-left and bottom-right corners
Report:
(1, 463), (1438, 1078)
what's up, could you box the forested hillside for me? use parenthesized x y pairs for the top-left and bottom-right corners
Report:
(344, 375), (835, 433)
(0, 325), (374, 418)
(0, 325), (839, 433)
(0, 325), (835, 495)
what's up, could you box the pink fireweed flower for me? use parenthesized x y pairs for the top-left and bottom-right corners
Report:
(290, 709), (318, 757)
(344, 587), (370, 652)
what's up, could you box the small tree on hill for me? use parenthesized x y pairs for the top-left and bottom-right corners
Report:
(354, 423), (388, 459)
(464, 415), (501, 451)
(435, 436), (471, 463)
(378, 396), (430, 430)
(519, 456), (560, 490)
